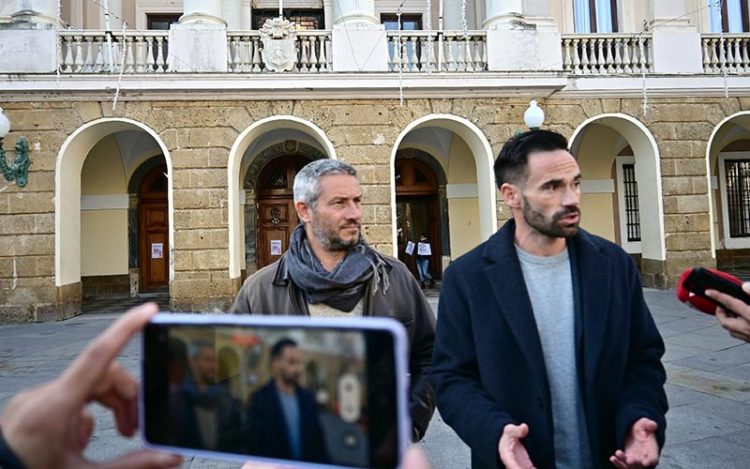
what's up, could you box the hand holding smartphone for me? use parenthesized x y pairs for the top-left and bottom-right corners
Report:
(140, 314), (410, 469)
(675, 267), (750, 316)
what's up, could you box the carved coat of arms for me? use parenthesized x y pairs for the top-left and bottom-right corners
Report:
(259, 17), (298, 72)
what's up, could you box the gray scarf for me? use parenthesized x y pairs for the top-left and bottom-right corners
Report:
(285, 224), (390, 312)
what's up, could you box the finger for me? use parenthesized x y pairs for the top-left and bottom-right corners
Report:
(73, 409), (95, 452)
(62, 303), (159, 399)
(705, 290), (750, 320)
(402, 446), (431, 469)
(743, 282), (750, 295)
(609, 455), (628, 469)
(95, 449), (182, 469)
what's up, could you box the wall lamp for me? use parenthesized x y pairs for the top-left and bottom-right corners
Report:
(0, 107), (30, 188)
(523, 99), (545, 130)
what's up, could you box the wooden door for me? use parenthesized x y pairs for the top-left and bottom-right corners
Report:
(395, 158), (441, 279)
(139, 165), (169, 290)
(257, 199), (296, 267)
(255, 155), (310, 269)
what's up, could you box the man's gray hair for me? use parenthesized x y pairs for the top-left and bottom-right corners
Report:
(293, 159), (357, 208)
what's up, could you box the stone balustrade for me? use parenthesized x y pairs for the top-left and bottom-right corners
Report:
(702, 34), (750, 73)
(386, 31), (487, 72)
(562, 34), (652, 75)
(227, 31), (332, 73)
(59, 30), (169, 73)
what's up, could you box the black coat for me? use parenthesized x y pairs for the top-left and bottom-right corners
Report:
(431, 220), (668, 468)
(244, 380), (330, 463)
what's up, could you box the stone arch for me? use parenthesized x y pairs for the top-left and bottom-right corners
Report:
(55, 118), (173, 303)
(227, 116), (336, 281)
(390, 114), (496, 258)
(706, 111), (750, 259)
(570, 113), (666, 264)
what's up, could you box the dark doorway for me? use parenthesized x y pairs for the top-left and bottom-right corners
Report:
(395, 158), (441, 280)
(256, 155), (311, 268)
(138, 164), (169, 290)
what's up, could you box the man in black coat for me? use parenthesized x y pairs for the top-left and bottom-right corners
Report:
(431, 130), (668, 468)
(244, 338), (329, 463)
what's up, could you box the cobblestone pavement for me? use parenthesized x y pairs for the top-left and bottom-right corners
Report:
(1, 288), (748, 468)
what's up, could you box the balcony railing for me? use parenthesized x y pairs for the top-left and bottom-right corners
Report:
(562, 34), (652, 75)
(59, 30), (169, 73)
(227, 31), (332, 73)
(702, 34), (750, 73)
(386, 31), (487, 72)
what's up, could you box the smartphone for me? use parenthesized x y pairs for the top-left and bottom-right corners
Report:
(676, 267), (749, 315)
(140, 314), (410, 469)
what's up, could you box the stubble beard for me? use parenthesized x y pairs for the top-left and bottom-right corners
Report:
(311, 218), (361, 252)
(521, 195), (580, 239)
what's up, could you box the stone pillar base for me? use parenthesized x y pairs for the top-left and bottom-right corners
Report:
(56, 282), (82, 320)
(485, 18), (561, 72)
(168, 22), (228, 72)
(642, 254), (717, 289)
(0, 29), (56, 73)
(332, 27), (389, 72)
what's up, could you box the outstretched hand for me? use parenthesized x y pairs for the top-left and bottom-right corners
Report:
(498, 423), (536, 469)
(609, 417), (659, 469)
(0, 303), (182, 469)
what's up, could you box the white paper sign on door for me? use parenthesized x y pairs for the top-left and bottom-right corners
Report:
(151, 243), (164, 259)
(270, 240), (282, 255)
(405, 241), (415, 255)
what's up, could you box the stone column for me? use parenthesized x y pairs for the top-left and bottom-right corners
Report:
(223, 0), (243, 30)
(332, 0), (379, 28)
(649, 0), (702, 74)
(169, 0), (228, 72)
(483, 0), (522, 29)
(180, 0), (226, 25)
(241, 0), (252, 30)
(442, 0), (464, 30)
(99, 0), (123, 30)
(331, 0), (388, 71)
(12, 0), (58, 26)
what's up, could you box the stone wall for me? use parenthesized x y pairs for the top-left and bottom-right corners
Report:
(0, 94), (740, 322)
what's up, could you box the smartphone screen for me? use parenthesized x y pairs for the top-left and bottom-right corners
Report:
(141, 315), (406, 469)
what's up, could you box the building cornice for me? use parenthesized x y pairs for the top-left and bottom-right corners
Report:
(1, 73), (750, 101)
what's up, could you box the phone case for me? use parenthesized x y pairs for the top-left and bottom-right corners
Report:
(139, 314), (410, 469)
(676, 267), (746, 315)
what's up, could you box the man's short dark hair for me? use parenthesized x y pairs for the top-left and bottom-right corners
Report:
(270, 338), (298, 361)
(493, 129), (570, 188)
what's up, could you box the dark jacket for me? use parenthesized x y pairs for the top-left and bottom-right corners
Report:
(245, 381), (329, 463)
(431, 220), (668, 468)
(231, 252), (436, 440)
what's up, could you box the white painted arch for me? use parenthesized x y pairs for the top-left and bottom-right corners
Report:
(227, 116), (337, 280)
(390, 114), (497, 257)
(705, 111), (750, 257)
(570, 113), (666, 261)
(55, 118), (174, 287)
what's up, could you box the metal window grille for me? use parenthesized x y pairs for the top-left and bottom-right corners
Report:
(622, 163), (640, 242)
(725, 159), (750, 237)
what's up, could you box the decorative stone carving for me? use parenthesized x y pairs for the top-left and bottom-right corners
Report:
(259, 17), (298, 72)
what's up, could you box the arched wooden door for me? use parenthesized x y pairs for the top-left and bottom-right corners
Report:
(138, 164), (169, 290)
(395, 158), (441, 280)
(256, 155), (311, 268)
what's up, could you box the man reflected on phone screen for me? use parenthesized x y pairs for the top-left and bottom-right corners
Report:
(244, 338), (329, 463)
(173, 340), (242, 452)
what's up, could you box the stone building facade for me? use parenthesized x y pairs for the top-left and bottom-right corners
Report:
(2, 0), (750, 322)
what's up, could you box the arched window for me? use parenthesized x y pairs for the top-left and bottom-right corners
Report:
(574, 0), (618, 33)
(709, 0), (749, 33)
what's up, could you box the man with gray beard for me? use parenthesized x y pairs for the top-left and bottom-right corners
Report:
(231, 158), (435, 441)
